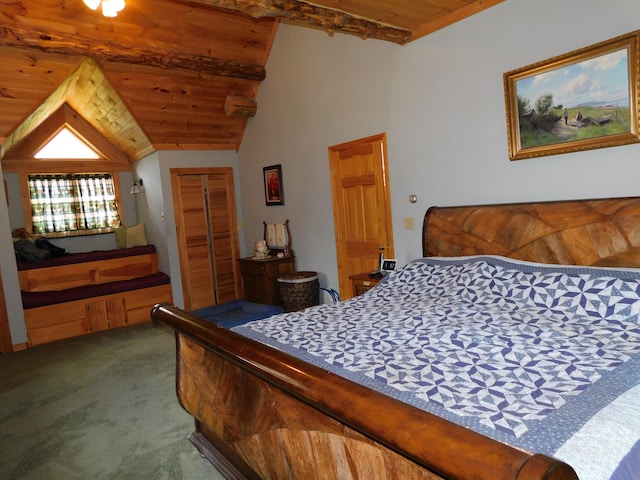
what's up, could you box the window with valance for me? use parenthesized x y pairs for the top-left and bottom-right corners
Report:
(28, 173), (122, 236)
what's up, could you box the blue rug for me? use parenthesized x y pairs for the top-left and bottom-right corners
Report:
(191, 300), (284, 328)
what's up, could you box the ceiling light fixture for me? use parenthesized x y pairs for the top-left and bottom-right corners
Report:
(83, 0), (125, 18)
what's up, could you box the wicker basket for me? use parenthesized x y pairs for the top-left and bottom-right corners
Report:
(278, 271), (319, 312)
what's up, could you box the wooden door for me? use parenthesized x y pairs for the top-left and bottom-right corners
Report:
(171, 168), (242, 311)
(328, 133), (394, 300)
(205, 172), (242, 304)
(173, 173), (215, 310)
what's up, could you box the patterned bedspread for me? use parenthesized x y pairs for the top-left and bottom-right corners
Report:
(233, 256), (640, 480)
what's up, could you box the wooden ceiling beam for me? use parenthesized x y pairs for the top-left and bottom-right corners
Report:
(0, 23), (267, 81)
(224, 95), (257, 117)
(197, 0), (411, 45)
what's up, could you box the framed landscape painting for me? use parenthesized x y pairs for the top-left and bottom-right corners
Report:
(504, 30), (640, 160)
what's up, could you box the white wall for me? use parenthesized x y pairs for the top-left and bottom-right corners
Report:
(237, 24), (399, 290)
(238, 0), (640, 294)
(0, 164), (24, 342)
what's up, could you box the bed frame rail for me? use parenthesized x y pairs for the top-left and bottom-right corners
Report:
(153, 303), (577, 480)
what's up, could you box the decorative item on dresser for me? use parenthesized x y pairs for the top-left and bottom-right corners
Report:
(263, 219), (293, 257)
(153, 196), (640, 480)
(238, 219), (296, 306)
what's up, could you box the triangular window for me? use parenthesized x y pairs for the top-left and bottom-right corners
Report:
(35, 127), (100, 159)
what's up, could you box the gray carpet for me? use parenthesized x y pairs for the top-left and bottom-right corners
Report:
(0, 322), (225, 480)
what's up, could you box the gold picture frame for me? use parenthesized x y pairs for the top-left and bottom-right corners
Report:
(504, 30), (639, 160)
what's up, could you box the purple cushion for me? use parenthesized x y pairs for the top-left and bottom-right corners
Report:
(22, 272), (170, 309)
(17, 245), (157, 271)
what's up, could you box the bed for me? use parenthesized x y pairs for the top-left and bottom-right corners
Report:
(152, 196), (640, 480)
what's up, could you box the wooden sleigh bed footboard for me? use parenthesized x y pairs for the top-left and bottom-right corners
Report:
(152, 303), (575, 480)
(153, 196), (640, 480)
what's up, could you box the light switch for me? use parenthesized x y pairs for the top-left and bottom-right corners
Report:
(404, 217), (415, 230)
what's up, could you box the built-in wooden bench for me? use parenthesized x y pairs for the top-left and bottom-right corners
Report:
(19, 245), (173, 346)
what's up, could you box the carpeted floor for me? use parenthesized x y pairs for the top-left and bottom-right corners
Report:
(0, 322), (225, 480)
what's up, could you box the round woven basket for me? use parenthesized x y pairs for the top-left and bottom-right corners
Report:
(278, 271), (319, 312)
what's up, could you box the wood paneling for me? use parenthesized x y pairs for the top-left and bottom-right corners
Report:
(0, 47), (82, 145)
(0, 0), (278, 159)
(0, 0), (501, 160)
(105, 62), (258, 151)
(1, 58), (152, 162)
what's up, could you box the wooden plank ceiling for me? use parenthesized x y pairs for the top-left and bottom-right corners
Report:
(0, 0), (504, 163)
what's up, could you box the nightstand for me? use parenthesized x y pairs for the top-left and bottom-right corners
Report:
(349, 272), (383, 297)
(238, 256), (296, 306)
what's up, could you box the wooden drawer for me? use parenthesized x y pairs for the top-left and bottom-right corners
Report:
(125, 285), (173, 325)
(349, 272), (382, 298)
(25, 301), (88, 329)
(239, 260), (269, 276)
(238, 256), (295, 306)
(125, 284), (172, 310)
(27, 318), (91, 346)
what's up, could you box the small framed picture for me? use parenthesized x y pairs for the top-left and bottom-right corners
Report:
(381, 259), (397, 272)
(263, 164), (284, 206)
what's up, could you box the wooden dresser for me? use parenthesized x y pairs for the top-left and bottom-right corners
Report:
(238, 256), (296, 306)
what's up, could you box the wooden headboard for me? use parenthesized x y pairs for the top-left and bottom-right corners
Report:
(423, 196), (640, 268)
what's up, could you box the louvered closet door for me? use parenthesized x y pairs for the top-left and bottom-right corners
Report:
(206, 172), (241, 304)
(172, 168), (242, 311)
(174, 174), (217, 310)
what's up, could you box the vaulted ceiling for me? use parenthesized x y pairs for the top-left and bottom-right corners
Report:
(0, 0), (504, 163)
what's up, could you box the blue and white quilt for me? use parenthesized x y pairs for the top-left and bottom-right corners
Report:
(232, 256), (640, 480)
